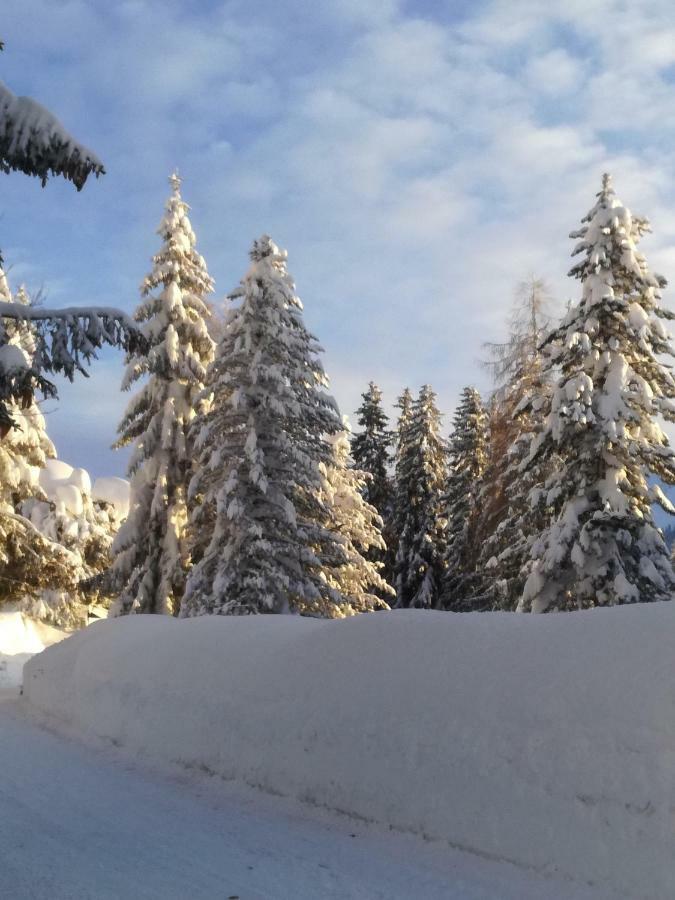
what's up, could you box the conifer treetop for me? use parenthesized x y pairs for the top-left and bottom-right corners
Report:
(139, 171), (214, 304)
(168, 169), (181, 194)
(354, 382), (389, 439)
(394, 387), (413, 443)
(568, 171), (666, 306)
(448, 386), (488, 467)
(521, 174), (675, 611)
(351, 381), (391, 516)
(117, 172), (215, 440)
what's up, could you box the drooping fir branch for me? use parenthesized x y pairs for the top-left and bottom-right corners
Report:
(0, 303), (145, 375)
(0, 79), (104, 189)
(0, 304), (147, 434)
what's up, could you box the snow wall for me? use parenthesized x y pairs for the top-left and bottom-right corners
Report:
(23, 606), (675, 899)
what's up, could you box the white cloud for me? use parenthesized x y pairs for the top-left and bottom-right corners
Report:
(524, 48), (583, 94)
(3, 0), (675, 472)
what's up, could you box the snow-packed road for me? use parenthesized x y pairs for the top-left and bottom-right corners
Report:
(0, 694), (606, 900)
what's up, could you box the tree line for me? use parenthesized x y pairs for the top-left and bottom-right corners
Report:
(107, 172), (675, 618)
(357, 175), (675, 613)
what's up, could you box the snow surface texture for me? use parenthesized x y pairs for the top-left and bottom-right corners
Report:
(24, 606), (675, 899)
(0, 698), (605, 900)
(0, 611), (66, 691)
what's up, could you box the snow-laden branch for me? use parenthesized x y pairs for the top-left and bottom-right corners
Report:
(0, 80), (104, 189)
(0, 302), (147, 379)
(0, 302), (136, 328)
(0, 304), (147, 434)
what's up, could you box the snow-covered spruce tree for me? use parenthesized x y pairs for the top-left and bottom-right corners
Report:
(440, 387), (488, 611)
(181, 235), (351, 618)
(520, 174), (675, 612)
(109, 173), (215, 616)
(389, 387), (414, 586)
(351, 382), (392, 516)
(319, 425), (394, 612)
(394, 385), (446, 608)
(351, 381), (394, 591)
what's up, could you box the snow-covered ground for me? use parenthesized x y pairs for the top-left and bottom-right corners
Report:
(22, 605), (675, 899)
(0, 693), (608, 900)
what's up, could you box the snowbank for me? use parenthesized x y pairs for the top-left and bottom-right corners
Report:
(23, 606), (675, 899)
(92, 476), (130, 519)
(0, 611), (67, 691)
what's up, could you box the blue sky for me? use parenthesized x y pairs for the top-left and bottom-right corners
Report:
(4, 0), (675, 480)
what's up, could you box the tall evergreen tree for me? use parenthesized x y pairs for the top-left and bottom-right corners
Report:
(109, 173), (215, 616)
(520, 174), (675, 612)
(389, 387), (413, 576)
(441, 387), (488, 610)
(394, 385), (446, 608)
(319, 426), (394, 612)
(351, 381), (393, 590)
(181, 235), (349, 618)
(351, 382), (392, 516)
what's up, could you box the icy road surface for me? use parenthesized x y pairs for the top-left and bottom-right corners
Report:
(0, 693), (608, 900)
